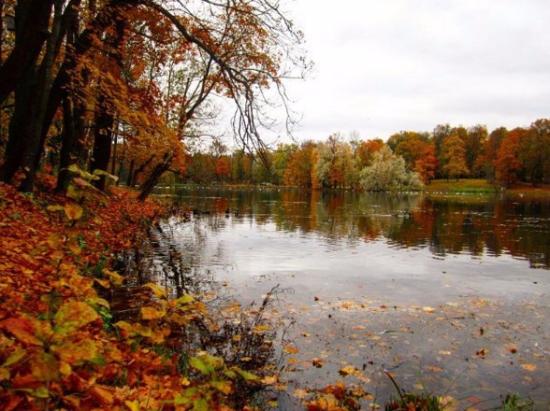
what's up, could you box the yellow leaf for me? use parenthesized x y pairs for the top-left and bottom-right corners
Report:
(94, 278), (111, 289)
(54, 301), (99, 337)
(141, 306), (166, 321)
(102, 269), (124, 286)
(293, 388), (308, 399)
(125, 400), (140, 411)
(261, 375), (278, 385)
(339, 365), (359, 377)
(0, 367), (9, 381)
(211, 380), (233, 395)
(144, 283), (167, 299)
(2, 347), (27, 367)
(439, 395), (458, 411)
(31, 351), (59, 382)
(87, 297), (110, 309)
(60, 361), (72, 376)
(253, 324), (271, 333)
(52, 339), (99, 365)
(64, 203), (83, 221)
(422, 306), (436, 313)
(283, 344), (299, 354)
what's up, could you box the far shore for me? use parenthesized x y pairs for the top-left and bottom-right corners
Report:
(157, 179), (550, 198)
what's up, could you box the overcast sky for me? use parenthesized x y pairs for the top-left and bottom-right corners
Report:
(275, 0), (550, 142)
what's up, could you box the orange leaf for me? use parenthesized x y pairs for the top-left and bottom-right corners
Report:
(64, 203), (83, 221)
(141, 306), (166, 321)
(0, 317), (42, 346)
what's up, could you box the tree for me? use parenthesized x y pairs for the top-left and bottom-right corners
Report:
(414, 143), (438, 184)
(283, 142), (316, 188)
(355, 139), (384, 169)
(441, 133), (469, 180)
(315, 134), (358, 189)
(359, 146), (423, 192)
(0, 0), (308, 198)
(495, 128), (524, 187)
(519, 119), (550, 185)
(478, 127), (507, 181)
(465, 125), (488, 176)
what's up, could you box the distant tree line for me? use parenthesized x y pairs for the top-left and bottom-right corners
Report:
(182, 119), (550, 190)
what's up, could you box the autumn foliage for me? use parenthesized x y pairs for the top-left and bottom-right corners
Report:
(0, 181), (273, 410)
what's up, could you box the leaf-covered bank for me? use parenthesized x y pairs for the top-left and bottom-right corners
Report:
(0, 181), (280, 410)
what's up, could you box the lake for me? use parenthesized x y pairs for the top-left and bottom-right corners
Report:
(147, 188), (550, 409)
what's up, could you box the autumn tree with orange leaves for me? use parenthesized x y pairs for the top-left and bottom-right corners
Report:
(495, 128), (524, 187)
(0, 0), (308, 199)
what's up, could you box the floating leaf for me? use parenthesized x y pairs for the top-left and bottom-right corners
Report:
(283, 344), (299, 354)
(521, 363), (537, 371)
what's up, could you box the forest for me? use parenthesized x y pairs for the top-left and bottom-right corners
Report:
(182, 122), (550, 191)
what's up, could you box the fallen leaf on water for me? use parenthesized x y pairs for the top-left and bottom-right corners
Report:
(521, 363), (537, 372)
(293, 388), (308, 399)
(283, 344), (299, 354)
(312, 357), (324, 368)
(505, 344), (518, 354)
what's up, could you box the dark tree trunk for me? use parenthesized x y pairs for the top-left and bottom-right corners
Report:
(0, 0), (54, 106)
(138, 153), (173, 201)
(0, 0), (54, 184)
(126, 160), (135, 186)
(130, 155), (155, 187)
(90, 97), (114, 190)
(90, 12), (126, 190)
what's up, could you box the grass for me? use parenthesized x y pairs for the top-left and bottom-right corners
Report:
(424, 179), (497, 194)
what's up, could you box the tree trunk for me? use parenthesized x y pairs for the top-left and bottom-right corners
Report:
(90, 97), (114, 190)
(90, 12), (126, 190)
(0, 0), (54, 106)
(138, 153), (173, 201)
(0, 0), (54, 184)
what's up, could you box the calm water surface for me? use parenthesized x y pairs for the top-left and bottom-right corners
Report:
(151, 188), (550, 408)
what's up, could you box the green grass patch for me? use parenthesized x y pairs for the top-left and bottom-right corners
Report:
(424, 179), (497, 194)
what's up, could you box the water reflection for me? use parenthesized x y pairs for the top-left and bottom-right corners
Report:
(161, 188), (550, 270)
(149, 188), (550, 408)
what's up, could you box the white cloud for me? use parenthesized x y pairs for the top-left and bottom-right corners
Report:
(272, 0), (550, 142)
